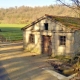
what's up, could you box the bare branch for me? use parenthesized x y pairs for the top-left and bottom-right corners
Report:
(56, 0), (80, 17)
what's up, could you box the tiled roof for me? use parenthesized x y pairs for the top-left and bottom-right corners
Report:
(21, 14), (80, 30)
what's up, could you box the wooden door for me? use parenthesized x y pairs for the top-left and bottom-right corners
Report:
(42, 35), (52, 56)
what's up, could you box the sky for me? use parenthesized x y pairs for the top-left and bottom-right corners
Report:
(0, 0), (71, 8)
(0, 0), (57, 8)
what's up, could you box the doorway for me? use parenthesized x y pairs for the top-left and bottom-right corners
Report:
(42, 35), (52, 56)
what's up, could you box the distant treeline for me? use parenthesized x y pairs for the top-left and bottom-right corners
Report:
(0, 5), (78, 24)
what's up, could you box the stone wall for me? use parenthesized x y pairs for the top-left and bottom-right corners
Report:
(23, 18), (76, 56)
(74, 31), (80, 54)
(51, 32), (74, 56)
(23, 30), (41, 55)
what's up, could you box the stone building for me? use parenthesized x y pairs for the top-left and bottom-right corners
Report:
(21, 14), (80, 56)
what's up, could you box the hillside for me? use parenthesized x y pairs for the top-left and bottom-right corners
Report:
(0, 5), (79, 24)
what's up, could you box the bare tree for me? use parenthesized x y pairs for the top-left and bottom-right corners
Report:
(57, 0), (80, 17)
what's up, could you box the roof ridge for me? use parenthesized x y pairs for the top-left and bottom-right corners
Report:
(21, 14), (80, 30)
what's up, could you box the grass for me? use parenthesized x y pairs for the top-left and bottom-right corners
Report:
(0, 24), (27, 41)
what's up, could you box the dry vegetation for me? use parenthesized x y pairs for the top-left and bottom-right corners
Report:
(0, 5), (78, 24)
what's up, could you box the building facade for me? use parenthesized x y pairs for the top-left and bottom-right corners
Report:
(21, 14), (80, 56)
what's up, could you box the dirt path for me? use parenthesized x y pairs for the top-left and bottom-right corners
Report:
(0, 42), (59, 80)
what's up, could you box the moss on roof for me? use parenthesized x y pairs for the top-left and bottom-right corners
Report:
(46, 14), (80, 28)
(22, 14), (80, 30)
(54, 16), (80, 27)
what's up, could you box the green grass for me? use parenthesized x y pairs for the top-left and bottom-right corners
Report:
(0, 24), (27, 41)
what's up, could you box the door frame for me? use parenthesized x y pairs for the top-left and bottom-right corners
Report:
(41, 35), (52, 56)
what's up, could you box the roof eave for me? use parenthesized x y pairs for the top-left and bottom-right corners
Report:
(21, 15), (46, 30)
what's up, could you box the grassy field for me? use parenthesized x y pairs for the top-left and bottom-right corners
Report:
(0, 24), (27, 41)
